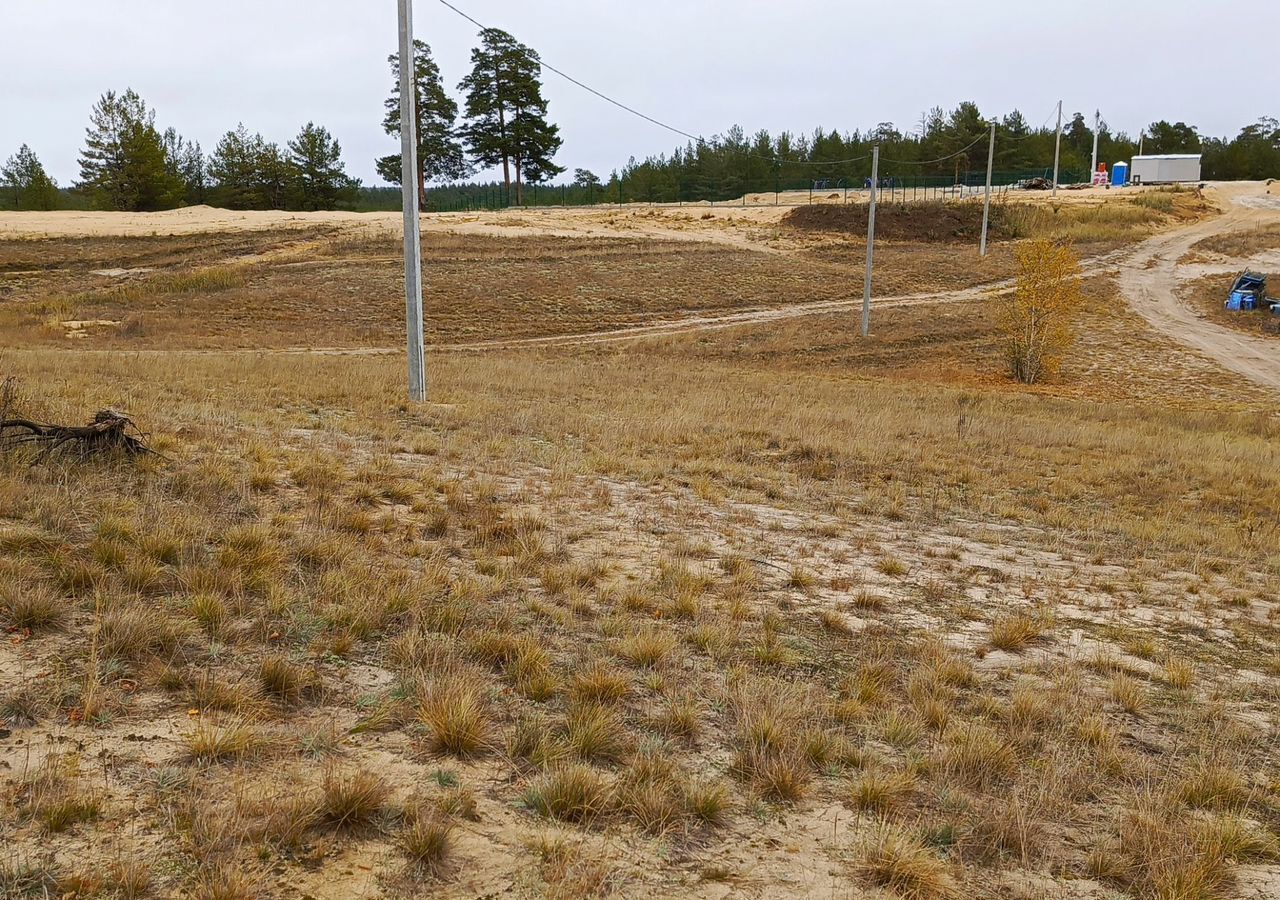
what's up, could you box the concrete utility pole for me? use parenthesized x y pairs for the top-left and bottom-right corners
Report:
(398, 0), (427, 403)
(1051, 100), (1063, 198)
(980, 120), (996, 257)
(861, 145), (879, 338)
(1090, 109), (1100, 185)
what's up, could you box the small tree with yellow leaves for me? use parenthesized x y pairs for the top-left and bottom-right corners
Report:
(999, 239), (1084, 384)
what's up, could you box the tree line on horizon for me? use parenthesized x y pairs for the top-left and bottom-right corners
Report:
(2, 27), (1277, 212)
(0, 28), (562, 214)
(604, 109), (1280, 204)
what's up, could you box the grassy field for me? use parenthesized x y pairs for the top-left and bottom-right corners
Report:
(1191, 222), (1280, 259)
(2, 193), (1279, 900)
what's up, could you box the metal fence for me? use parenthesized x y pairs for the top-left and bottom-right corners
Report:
(427, 167), (1090, 213)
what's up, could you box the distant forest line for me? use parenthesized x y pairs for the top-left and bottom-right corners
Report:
(4, 85), (1277, 213)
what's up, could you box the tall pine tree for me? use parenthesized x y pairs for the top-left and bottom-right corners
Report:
(459, 28), (562, 205)
(208, 125), (290, 210)
(378, 40), (467, 207)
(288, 122), (354, 211)
(162, 128), (207, 206)
(78, 89), (182, 211)
(2, 145), (59, 211)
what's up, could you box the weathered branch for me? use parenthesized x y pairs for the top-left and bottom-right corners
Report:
(0, 409), (156, 462)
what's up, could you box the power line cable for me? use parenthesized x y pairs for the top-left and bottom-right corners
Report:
(997, 103), (1062, 143)
(433, 0), (870, 168)
(879, 131), (990, 165)
(434, 0), (1056, 175)
(435, 0), (701, 143)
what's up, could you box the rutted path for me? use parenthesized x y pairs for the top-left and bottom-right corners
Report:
(27, 185), (1278, 368)
(1116, 182), (1280, 394)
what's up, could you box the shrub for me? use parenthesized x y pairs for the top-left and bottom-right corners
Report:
(998, 239), (1084, 384)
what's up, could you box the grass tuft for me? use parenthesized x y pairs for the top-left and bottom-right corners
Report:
(399, 812), (455, 876)
(321, 768), (390, 830)
(854, 824), (958, 899)
(849, 768), (917, 814)
(183, 716), (259, 764)
(524, 764), (611, 823)
(0, 583), (67, 631)
(418, 673), (492, 756)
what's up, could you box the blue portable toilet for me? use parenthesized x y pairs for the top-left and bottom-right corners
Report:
(1111, 162), (1129, 187)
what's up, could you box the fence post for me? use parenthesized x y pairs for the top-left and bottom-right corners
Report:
(980, 120), (996, 257)
(1052, 100), (1063, 197)
(861, 145), (879, 339)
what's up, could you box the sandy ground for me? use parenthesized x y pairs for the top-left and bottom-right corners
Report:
(6, 182), (1276, 395)
(0, 181), (1196, 241)
(1116, 182), (1280, 394)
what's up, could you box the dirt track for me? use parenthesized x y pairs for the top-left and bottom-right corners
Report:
(6, 185), (1276, 382)
(1116, 182), (1280, 394)
(481, 183), (1280, 392)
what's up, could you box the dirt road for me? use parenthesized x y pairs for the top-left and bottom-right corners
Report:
(1116, 182), (1280, 394)
(8, 185), (1276, 379)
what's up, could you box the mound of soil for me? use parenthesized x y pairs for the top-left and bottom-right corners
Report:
(784, 200), (1013, 243)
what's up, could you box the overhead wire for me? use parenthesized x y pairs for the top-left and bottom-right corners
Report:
(435, 0), (703, 145)
(997, 103), (1062, 144)
(433, 0), (1062, 175)
(433, 0), (871, 167)
(879, 131), (990, 165)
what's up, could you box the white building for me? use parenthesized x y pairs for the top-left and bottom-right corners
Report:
(1129, 154), (1202, 184)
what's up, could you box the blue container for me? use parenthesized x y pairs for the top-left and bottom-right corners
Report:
(1227, 291), (1258, 311)
(1111, 162), (1129, 187)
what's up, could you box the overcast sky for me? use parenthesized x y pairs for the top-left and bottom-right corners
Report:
(3, 0), (1273, 187)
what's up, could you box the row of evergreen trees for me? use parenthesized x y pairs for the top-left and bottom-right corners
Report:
(2, 22), (1276, 212)
(0, 89), (358, 214)
(0, 27), (563, 213)
(604, 109), (1280, 204)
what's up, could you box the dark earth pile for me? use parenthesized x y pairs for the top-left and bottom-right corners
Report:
(784, 200), (1015, 243)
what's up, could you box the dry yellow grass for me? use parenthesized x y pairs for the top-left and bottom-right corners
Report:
(1, 202), (1277, 898)
(1182, 270), (1280, 340)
